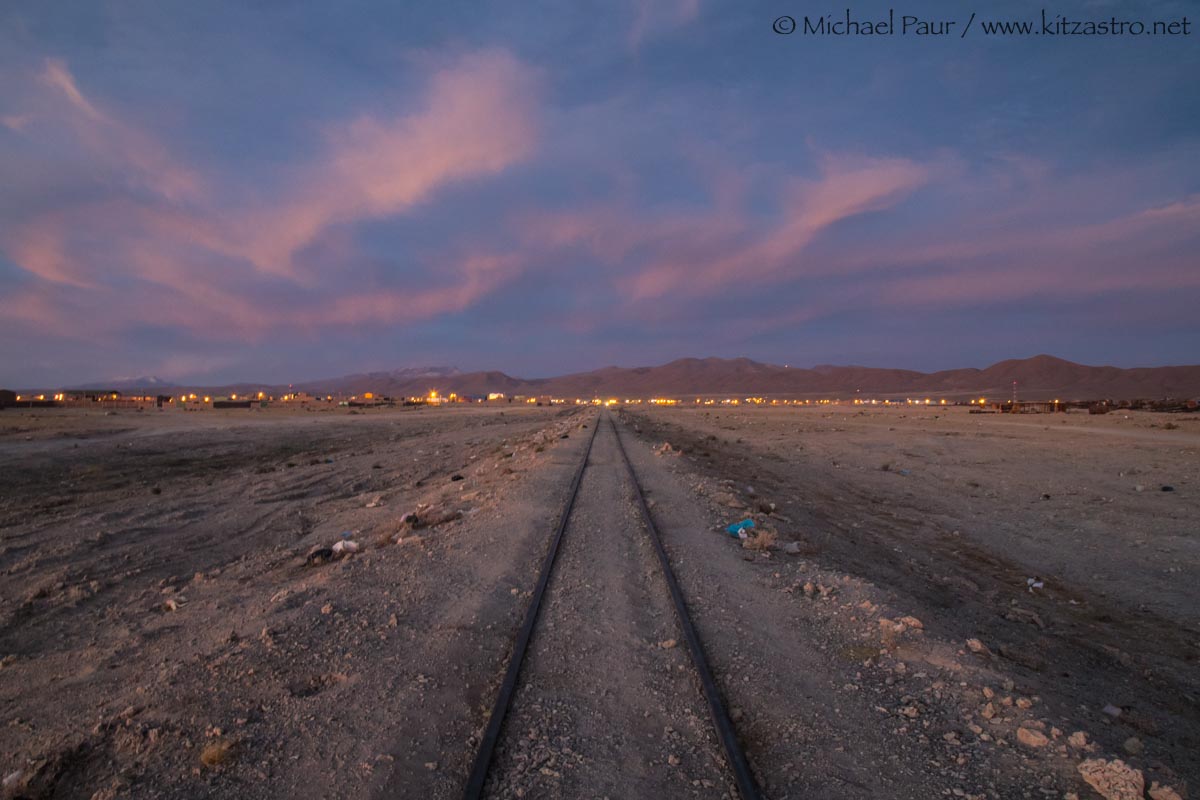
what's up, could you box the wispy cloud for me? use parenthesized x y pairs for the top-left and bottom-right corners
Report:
(1, 51), (540, 339)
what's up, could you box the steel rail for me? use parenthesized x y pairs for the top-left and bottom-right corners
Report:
(462, 411), (600, 800)
(609, 413), (764, 800)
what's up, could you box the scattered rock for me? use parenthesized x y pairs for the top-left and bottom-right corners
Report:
(1068, 731), (1089, 748)
(658, 639), (677, 649)
(1016, 727), (1048, 748)
(1122, 736), (1143, 756)
(667, 754), (680, 766)
(782, 541), (802, 555)
(450, 474), (464, 482)
(897, 615), (923, 630)
(1077, 759), (1144, 800)
(321, 603), (333, 615)
(965, 638), (990, 656)
(1148, 782), (1184, 800)
(879, 618), (907, 649)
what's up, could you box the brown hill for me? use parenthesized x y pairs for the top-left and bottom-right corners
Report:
(301, 354), (1200, 401)
(39, 355), (1200, 401)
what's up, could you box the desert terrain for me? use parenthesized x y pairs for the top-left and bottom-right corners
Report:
(0, 403), (1196, 799)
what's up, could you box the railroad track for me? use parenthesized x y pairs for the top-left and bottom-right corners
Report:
(463, 410), (762, 800)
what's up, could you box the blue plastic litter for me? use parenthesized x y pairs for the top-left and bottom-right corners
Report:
(726, 519), (755, 537)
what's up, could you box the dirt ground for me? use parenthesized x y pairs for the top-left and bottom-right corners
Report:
(0, 403), (1195, 799)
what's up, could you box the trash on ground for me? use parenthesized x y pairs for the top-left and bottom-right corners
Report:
(331, 539), (359, 557)
(398, 505), (463, 533)
(1026, 576), (1044, 592)
(656, 442), (681, 456)
(305, 546), (335, 567)
(726, 518), (755, 538)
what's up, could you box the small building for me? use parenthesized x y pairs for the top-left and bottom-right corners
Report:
(0, 389), (16, 408)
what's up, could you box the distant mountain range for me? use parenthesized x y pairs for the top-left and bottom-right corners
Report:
(35, 355), (1200, 400)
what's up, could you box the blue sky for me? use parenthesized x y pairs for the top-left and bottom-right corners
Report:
(1, 0), (1197, 386)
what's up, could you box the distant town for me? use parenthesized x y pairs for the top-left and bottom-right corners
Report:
(2, 386), (1195, 414)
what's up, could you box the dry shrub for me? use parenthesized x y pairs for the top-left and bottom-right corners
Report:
(200, 739), (237, 767)
(744, 529), (777, 551)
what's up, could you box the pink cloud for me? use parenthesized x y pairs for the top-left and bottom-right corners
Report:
(527, 153), (932, 301)
(0, 51), (539, 339)
(239, 49), (539, 277)
(37, 59), (204, 202)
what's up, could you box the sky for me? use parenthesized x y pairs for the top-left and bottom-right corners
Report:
(1, 0), (1198, 387)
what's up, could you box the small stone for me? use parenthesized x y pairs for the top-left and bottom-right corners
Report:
(1148, 782), (1184, 800)
(965, 638), (990, 655)
(658, 639), (677, 649)
(1016, 727), (1048, 748)
(667, 754), (680, 766)
(899, 705), (920, 718)
(1016, 697), (1033, 709)
(321, 603), (333, 615)
(424, 761), (438, 771)
(1122, 736), (1143, 755)
(897, 616), (923, 630)
(1068, 731), (1088, 748)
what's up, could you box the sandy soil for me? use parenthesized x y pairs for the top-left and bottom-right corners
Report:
(0, 403), (1195, 799)
(621, 404), (1198, 797)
